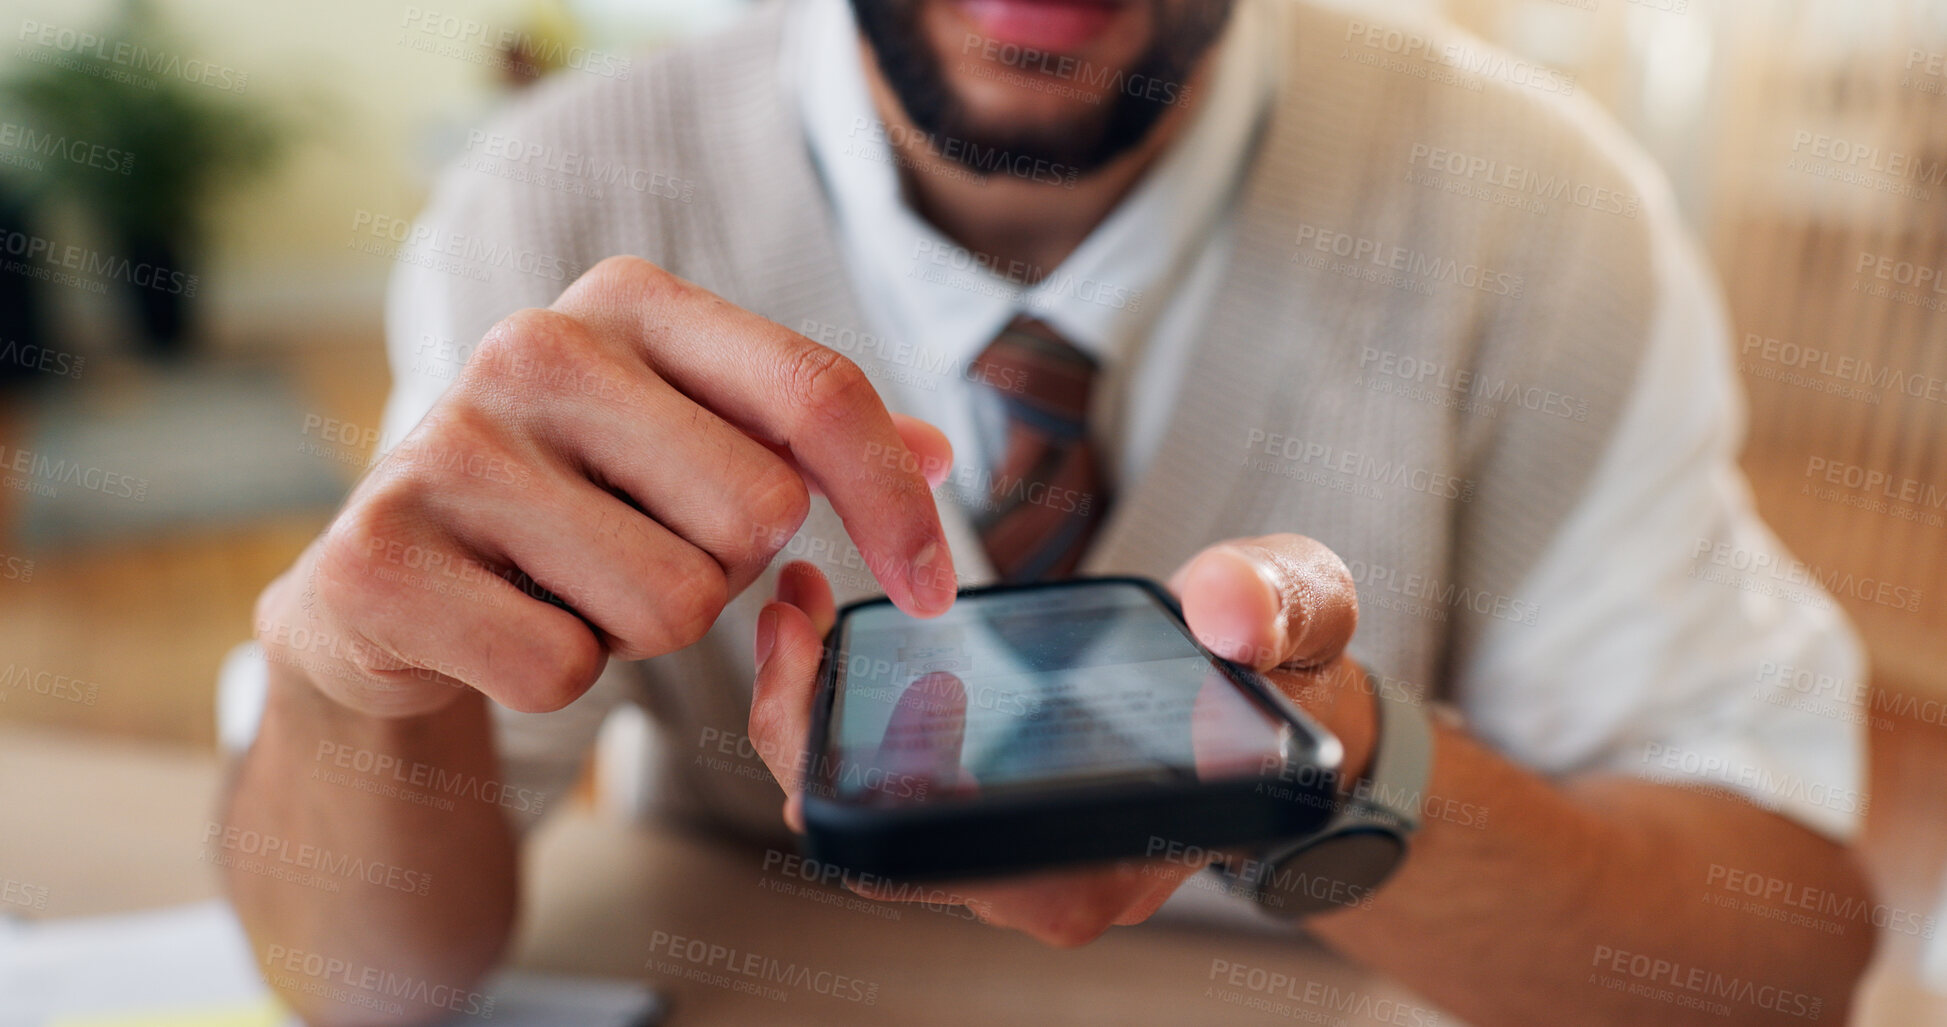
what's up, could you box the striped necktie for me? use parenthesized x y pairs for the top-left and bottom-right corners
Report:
(966, 316), (1112, 583)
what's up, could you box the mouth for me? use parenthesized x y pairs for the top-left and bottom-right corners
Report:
(950, 0), (1127, 53)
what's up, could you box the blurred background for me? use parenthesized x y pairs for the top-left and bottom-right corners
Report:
(0, 0), (1941, 1022)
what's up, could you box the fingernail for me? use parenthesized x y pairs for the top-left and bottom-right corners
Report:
(1238, 548), (1296, 662)
(755, 607), (778, 666)
(921, 447), (953, 488)
(1199, 547), (1283, 666)
(910, 539), (955, 614)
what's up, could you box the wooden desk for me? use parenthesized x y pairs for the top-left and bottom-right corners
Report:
(516, 807), (1440, 1026)
(2, 724), (1938, 1025)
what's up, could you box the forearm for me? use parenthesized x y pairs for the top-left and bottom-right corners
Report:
(1310, 724), (1875, 1026)
(219, 664), (519, 1027)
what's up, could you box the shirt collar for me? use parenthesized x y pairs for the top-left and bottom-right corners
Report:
(787, 0), (1281, 369)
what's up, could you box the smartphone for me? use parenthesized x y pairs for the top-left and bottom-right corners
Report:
(800, 576), (1344, 881)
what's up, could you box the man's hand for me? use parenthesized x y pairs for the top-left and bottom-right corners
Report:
(256, 256), (958, 719)
(747, 533), (1379, 946)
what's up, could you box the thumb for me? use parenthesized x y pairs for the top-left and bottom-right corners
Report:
(1168, 533), (1358, 672)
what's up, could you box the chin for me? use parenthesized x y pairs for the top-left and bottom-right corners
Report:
(920, 0), (1158, 138)
(853, 0), (1231, 175)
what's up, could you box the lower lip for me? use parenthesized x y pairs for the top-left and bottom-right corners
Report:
(953, 0), (1123, 52)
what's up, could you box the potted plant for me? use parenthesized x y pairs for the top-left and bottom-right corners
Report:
(0, 0), (289, 360)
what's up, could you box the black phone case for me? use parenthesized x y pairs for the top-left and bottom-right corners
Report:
(799, 576), (1344, 881)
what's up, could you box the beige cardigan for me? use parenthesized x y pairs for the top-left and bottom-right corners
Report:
(383, 0), (1655, 840)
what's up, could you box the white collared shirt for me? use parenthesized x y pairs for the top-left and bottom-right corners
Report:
(788, 0), (1284, 495)
(782, 0), (1868, 841)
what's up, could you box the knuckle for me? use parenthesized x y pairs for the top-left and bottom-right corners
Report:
(780, 344), (874, 426)
(470, 306), (595, 385)
(1286, 533), (1360, 632)
(589, 253), (665, 291)
(394, 402), (495, 474)
(657, 552), (729, 653)
(385, 397), (537, 500)
(743, 464), (812, 557)
(1286, 534), (1354, 591)
(746, 695), (793, 768)
(588, 253), (653, 282)
(573, 254), (687, 313)
(514, 629), (605, 713)
(316, 490), (413, 605)
(339, 630), (407, 681)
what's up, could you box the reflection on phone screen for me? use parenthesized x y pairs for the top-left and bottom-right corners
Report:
(826, 582), (1294, 804)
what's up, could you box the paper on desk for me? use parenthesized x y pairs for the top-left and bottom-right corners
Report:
(0, 901), (662, 1027)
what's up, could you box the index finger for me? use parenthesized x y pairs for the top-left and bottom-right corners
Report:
(555, 257), (955, 616)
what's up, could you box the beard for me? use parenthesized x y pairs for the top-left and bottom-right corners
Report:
(848, 0), (1236, 177)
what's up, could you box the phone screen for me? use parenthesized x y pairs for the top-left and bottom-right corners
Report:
(820, 579), (1311, 805)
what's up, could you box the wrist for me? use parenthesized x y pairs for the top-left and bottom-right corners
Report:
(263, 656), (483, 745)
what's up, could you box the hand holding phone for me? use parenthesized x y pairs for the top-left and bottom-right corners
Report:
(799, 577), (1344, 880)
(749, 535), (1376, 946)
